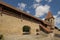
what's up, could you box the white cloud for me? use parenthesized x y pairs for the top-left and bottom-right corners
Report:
(33, 4), (40, 8)
(35, 0), (41, 3)
(58, 11), (60, 15)
(55, 17), (60, 24)
(54, 15), (57, 18)
(35, 5), (50, 17)
(54, 11), (60, 28)
(26, 11), (30, 13)
(45, 0), (52, 2)
(42, 18), (45, 20)
(18, 3), (26, 10)
(55, 17), (60, 28)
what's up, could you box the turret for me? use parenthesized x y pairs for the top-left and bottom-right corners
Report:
(45, 11), (55, 28)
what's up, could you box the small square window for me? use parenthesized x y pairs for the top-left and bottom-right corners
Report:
(36, 29), (39, 32)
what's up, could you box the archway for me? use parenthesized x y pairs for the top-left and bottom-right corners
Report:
(23, 25), (30, 35)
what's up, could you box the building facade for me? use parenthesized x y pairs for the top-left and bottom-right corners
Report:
(0, 1), (60, 40)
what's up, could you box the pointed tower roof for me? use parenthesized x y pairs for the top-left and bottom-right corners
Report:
(45, 11), (54, 19)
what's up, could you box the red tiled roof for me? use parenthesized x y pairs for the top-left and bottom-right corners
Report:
(0, 7), (2, 11)
(39, 24), (52, 33)
(45, 11), (54, 19)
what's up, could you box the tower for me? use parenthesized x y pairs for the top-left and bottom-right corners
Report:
(45, 11), (55, 39)
(45, 11), (55, 29)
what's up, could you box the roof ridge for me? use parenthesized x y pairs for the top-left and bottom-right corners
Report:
(0, 1), (51, 26)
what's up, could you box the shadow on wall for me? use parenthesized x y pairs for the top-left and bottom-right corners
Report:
(0, 34), (4, 40)
(55, 34), (60, 38)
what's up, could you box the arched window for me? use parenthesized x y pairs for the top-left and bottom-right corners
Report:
(23, 26), (30, 35)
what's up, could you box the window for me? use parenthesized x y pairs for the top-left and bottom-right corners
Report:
(36, 29), (39, 35)
(36, 29), (39, 32)
(50, 28), (54, 30)
(23, 26), (30, 35)
(48, 19), (49, 21)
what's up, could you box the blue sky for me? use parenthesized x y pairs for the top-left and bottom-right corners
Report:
(2, 0), (60, 28)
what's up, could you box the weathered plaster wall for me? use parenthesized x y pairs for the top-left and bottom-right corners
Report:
(0, 10), (40, 35)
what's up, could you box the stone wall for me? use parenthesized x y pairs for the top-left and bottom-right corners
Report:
(0, 10), (40, 35)
(0, 34), (50, 40)
(1, 34), (60, 40)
